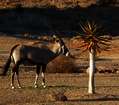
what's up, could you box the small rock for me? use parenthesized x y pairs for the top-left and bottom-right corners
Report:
(53, 92), (68, 101)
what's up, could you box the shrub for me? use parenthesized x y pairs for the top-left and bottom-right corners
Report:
(46, 55), (76, 73)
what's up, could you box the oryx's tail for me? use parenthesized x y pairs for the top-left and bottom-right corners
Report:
(1, 44), (19, 76)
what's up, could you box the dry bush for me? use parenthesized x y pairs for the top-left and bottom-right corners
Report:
(46, 55), (76, 73)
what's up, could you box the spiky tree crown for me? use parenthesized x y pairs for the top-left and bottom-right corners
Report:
(75, 21), (111, 53)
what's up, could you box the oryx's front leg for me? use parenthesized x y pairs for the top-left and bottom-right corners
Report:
(34, 74), (39, 88)
(41, 64), (46, 88)
(11, 71), (15, 89)
(34, 65), (40, 88)
(41, 72), (46, 88)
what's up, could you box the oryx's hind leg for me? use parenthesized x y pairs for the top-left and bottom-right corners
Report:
(41, 64), (46, 88)
(34, 65), (40, 88)
(16, 67), (22, 89)
(11, 70), (15, 89)
(11, 61), (21, 89)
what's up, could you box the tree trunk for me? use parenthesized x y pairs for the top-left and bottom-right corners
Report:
(88, 49), (95, 94)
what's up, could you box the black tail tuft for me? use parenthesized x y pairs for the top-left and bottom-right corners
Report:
(1, 57), (11, 76)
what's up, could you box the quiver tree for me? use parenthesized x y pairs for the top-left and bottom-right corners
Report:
(74, 21), (111, 94)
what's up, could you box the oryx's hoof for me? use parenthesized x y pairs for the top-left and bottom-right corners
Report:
(42, 82), (46, 88)
(43, 85), (46, 88)
(34, 84), (38, 88)
(18, 86), (22, 89)
(11, 86), (15, 89)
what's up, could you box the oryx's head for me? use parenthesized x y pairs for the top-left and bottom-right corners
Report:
(52, 35), (70, 56)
